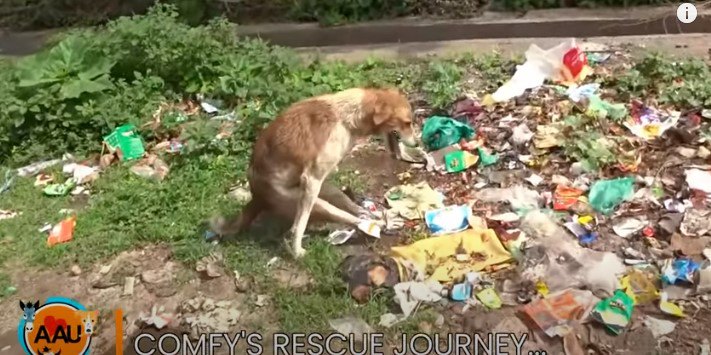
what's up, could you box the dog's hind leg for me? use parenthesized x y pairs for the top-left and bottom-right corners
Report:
(311, 198), (362, 225)
(210, 199), (264, 237)
(290, 175), (323, 258)
(318, 182), (368, 217)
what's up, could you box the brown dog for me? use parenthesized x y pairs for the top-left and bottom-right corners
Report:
(211, 87), (417, 257)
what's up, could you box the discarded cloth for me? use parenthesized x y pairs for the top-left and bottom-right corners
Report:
(390, 228), (513, 283)
(421, 116), (475, 151)
(588, 177), (635, 215)
(385, 182), (444, 220)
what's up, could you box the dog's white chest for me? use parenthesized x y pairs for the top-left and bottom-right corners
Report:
(315, 123), (353, 173)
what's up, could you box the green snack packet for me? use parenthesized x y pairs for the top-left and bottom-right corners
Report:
(444, 150), (479, 173)
(592, 290), (634, 335)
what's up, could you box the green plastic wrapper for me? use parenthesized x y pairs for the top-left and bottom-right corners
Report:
(586, 95), (628, 121)
(592, 290), (634, 335)
(477, 147), (498, 166)
(421, 116), (475, 151)
(588, 177), (635, 215)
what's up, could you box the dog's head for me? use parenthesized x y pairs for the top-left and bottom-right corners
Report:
(369, 88), (418, 147)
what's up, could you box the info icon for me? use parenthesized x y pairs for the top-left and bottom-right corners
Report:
(677, 3), (698, 24)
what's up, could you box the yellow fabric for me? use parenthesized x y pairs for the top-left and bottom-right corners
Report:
(390, 228), (513, 283)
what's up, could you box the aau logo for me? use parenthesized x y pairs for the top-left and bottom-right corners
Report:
(17, 297), (98, 355)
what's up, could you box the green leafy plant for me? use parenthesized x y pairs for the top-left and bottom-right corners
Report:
(15, 36), (116, 100)
(421, 60), (464, 109)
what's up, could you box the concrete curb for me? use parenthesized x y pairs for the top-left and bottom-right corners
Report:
(236, 7), (711, 48)
(1, 6), (710, 56)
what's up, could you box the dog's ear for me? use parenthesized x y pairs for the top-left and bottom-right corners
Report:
(33, 301), (40, 309)
(19, 300), (25, 310)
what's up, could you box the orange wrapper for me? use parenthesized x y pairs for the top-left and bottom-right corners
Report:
(47, 216), (76, 247)
(553, 185), (585, 211)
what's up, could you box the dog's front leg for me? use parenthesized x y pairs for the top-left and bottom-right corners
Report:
(290, 174), (323, 258)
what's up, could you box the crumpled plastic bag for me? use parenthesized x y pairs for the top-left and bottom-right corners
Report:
(421, 116), (475, 151)
(624, 102), (680, 140)
(489, 39), (592, 103)
(586, 95), (628, 121)
(566, 83), (600, 103)
(588, 177), (635, 215)
(385, 182), (444, 220)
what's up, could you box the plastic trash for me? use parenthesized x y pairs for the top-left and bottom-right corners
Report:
(612, 218), (648, 238)
(553, 185), (585, 211)
(390, 228), (512, 283)
(451, 282), (472, 301)
(0, 170), (15, 194)
(477, 147), (499, 166)
(659, 292), (685, 318)
(490, 39), (591, 102)
(521, 289), (598, 337)
(385, 182), (445, 220)
(588, 177), (635, 215)
(586, 95), (628, 121)
(424, 205), (472, 235)
(591, 290), (634, 335)
(47, 216), (76, 247)
(685, 169), (711, 195)
(476, 288), (502, 309)
(327, 229), (357, 245)
(620, 270), (658, 305)
(43, 179), (77, 197)
(103, 124), (146, 161)
(421, 116), (475, 151)
(567, 83), (600, 103)
(624, 102), (680, 140)
(444, 150), (479, 173)
(661, 258), (699, 285)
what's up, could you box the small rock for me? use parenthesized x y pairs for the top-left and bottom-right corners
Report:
(329, 317), (374, 338)
(182, 298), (203, 313)
(1, 345), (11, 352)
(255, 295), (269, 307)
(201, 298), (216, 312)
(99, 265), (112, 275)
(379, 313), (405, 328)
(698, 146), (711, 159)
(643, 316), (676, 338)
(123, 277), (135, 296)
(216, 301), (231, 308)
(70, 265), (82, 276)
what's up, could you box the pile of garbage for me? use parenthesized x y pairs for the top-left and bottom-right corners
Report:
(337, 39), (711, 352)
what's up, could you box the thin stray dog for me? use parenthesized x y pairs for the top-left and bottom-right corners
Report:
(211, 87), (418, 257)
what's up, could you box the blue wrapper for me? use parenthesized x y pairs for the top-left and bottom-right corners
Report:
(424, 205), (471, 235)
(661, 258), (700, 285)
(451, 282), (472, 301)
